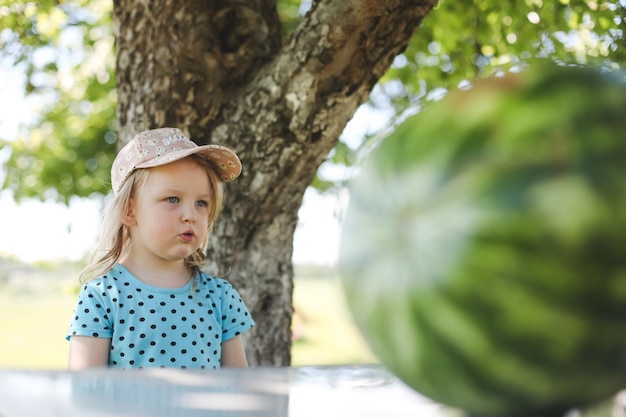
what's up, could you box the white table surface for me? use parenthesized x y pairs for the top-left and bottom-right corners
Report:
(0, 365), (454, 417)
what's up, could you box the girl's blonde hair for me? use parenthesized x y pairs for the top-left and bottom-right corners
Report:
(80, 155), (225, 282)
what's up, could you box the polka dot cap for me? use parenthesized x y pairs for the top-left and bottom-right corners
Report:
(111, 127), (242, 194)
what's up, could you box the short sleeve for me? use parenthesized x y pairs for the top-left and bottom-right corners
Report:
(218, 280), (255, 342)
(66, 280), (114, 340)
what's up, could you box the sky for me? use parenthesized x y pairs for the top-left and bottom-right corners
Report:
(0, 62), (389, 266)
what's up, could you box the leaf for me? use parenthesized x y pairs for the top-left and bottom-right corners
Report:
(1, 0), (624, 201)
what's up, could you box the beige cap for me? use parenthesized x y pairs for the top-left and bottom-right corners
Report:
(111, 127), (242, 194)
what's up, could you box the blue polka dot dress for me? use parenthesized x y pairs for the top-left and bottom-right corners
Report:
(67, 264), (255, 369)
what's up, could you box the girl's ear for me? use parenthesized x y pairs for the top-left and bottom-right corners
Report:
(121, 199), (137, 227)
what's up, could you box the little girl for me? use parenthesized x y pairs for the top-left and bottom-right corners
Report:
(66, 127), (255, 370)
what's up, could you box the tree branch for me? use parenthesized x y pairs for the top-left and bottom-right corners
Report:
(212, 0), (438, 222)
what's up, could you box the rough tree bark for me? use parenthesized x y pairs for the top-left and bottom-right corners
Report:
(112, 0), (438, 366)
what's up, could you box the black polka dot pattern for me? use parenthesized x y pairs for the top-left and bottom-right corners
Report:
(67, 264), (254, 369)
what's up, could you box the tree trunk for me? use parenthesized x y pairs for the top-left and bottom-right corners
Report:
(113, 0), (437, 366)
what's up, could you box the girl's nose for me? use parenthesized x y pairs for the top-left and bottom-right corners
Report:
(181, 205), (197, 223)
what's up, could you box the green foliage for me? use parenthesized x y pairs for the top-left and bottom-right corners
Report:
(0, 0), (116, 203)
(383, 0), (626, 113)
(1, 0), (624, 203)
(277, 0), (307, 38)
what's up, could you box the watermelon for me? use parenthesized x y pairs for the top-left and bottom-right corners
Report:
(339, 63), (626, 417)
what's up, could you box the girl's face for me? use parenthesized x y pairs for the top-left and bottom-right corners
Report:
(124, 157), (213, 266)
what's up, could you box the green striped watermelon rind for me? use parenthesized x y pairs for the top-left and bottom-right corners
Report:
(339, 63), (626, 417)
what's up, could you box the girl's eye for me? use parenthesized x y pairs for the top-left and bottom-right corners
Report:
(195, 200), (208, 208)
(166, 197), (179, 204)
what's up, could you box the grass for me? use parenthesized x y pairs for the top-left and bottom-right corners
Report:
(291, 276), (377, 365)
(0, 276), (376, 369)
(0, 289), (76, 369)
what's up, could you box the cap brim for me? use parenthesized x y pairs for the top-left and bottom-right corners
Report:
(135, 144), (242, 182)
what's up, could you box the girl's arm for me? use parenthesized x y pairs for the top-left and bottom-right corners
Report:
(67, 335), (111, 370)
(221, 335), (249, 367)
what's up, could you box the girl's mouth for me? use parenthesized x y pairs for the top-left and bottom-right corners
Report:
(179, 231), (195, 242)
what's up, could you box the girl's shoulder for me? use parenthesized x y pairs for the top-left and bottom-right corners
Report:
(194, 272), (252, 316)
(79, 264), (131, 291)
(195, 271), (244, 298)
(196, 271), (232, 288)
